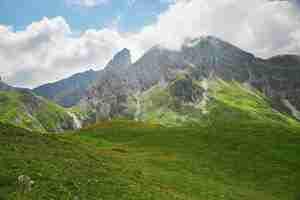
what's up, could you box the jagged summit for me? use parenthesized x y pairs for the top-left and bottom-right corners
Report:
(106, 48), (132, 70)
(183, 35), (222, 47)
(183, 35), (254, 57)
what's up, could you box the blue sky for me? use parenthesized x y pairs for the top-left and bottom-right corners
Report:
(0, 0), (300, 88)
(0, 0), (172, 32)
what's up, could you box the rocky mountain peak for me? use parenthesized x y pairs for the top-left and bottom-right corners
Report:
(267, 54), (300, 68)
(183, 35), (254, 57)
(106, 48), (132, 70)
(183, 35), (222, 48)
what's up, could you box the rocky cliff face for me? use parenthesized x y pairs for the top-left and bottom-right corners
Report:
(79, 48), (134, 121)
(79, 36), (300, 123)
(267, 54), (300, 67)
(182, 36), (256, 81)
(252, 55), (300, 116)
(106, 48), (132, 71)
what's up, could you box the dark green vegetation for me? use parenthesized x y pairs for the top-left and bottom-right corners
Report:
(0, 89), (75, 132)
(1, 87), (300, 200)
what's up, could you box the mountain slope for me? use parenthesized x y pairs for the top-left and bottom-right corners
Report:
(0, 81), (77, 132)
(33, 69), (99, 107)
(261, 54), (300, 116)
(266, 54), (300, 67)
(33, 49), (132, 108)
(128, 75), (295, 127)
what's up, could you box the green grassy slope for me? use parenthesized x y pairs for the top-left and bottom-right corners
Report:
(208, 79), (296, 125)
(0, 90), (74, 132)
(132, 75), (207, 126)
(134, 77), (297, 127)
(0, 89), (300, 200)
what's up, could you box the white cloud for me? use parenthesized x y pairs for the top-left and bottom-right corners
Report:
(67, 0), (109, 7)
(133, 0), (300, 57)
(0, 17), (129, 88)
(1, 0), (300, 88)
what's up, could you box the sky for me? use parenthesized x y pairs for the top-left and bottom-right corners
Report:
(0, 0), (300, 88)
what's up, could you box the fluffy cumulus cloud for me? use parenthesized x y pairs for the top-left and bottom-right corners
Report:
(0, 17), (132, 87)
(1, 0), (300, 88)
(135, 0), (300, 56)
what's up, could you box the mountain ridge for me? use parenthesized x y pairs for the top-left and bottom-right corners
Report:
(33, 69), (99, 107)
(21, 35), (300, 127)
(77, 36), (300, 124)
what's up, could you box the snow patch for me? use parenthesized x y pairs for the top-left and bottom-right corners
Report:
(197, 79), (210, 114)
(185, 39), (202, 48)
(134, 93), (141, 121)
(198, 91), (209, 114)
(68, 112), (82, 129)
(201, 79), (209, 90)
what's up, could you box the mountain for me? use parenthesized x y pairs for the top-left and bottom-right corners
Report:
(106, 48), (132, 71)
(266, 54), (300, 67)
(33, 49), (132, 108)
(33, 69), (99, 107)
(252, 55), (300, 119)
(0, 80), (79, 132)
(78, 36), (300, 124)
(78, 48), (135, 121)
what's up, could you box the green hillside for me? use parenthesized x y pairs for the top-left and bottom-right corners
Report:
(132, 76), (295, 127)
(0, 90), (75, 132)
(0, 79), (300, 200)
